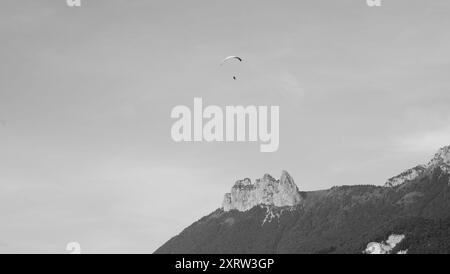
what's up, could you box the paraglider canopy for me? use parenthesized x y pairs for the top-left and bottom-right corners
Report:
(220, 56), (243, 80)
(220, 56), (243, 65)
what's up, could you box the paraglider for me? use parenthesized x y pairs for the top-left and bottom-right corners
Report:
(221, 56), (243, 64)
(220, 56), (243, 80)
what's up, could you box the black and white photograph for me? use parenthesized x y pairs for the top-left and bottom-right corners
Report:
(1, 0), (450, 264)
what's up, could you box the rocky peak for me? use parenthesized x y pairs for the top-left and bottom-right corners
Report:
(385, 165), (427, 188)
(427, 146), (450, 168)
(262, 173), (275, 181)
(385, 145), (450, 187)
(280, 170), (294, 185)
(233, 178), (252, 188)
(222, 171), (302, 212)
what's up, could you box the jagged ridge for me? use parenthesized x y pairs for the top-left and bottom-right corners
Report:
(385, 145), (450, 187)
(222, 171), (301, 212)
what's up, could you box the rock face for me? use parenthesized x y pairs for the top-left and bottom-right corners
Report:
(427, 146), (450, 167)
(385, 166), (427, 188)
(385, 146), (450, 187)
(222, 171), (302, 212)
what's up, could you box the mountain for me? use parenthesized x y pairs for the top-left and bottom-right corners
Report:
(155, 146), (450, 254)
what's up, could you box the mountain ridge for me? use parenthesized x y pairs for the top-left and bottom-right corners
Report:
(155, 146), (450, 254)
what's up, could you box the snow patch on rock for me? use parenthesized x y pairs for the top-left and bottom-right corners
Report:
(261, 205), (295, 225)
(262, 207), (280, 225)
(364, 234), (406, 254)
(222, 171), (301, 212)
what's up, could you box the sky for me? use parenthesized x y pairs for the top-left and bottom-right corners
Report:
(0, 0), (450, 253)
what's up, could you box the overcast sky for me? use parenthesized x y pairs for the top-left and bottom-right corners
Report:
(1, 0), (450, 253)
